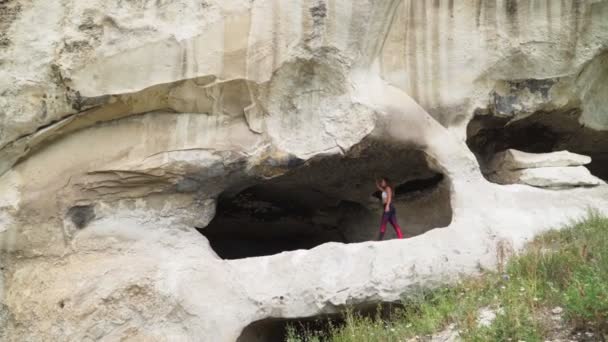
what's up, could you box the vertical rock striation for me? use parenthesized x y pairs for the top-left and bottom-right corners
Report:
(0, 0), (607, 340)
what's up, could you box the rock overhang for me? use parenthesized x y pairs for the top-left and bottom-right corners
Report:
(1, 0), (608, 341)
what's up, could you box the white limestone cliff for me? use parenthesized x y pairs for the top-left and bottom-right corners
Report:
(1, 0), (608, 341)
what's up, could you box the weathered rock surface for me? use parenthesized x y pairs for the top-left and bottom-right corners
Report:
(487, 149), (592, 172)
(0, 0), (607, 341)
(486, 149), (603, 188)
(381, 0), (608, 133)
(489, 166), (604, 189)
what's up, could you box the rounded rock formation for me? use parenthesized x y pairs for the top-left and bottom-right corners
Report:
(1, 1), (607, 341)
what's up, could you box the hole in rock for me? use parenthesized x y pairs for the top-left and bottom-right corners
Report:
(467, 110), (608, 182)
(237, 303), (402, 342)
(67, 205), (95, 229)
(198, 141), (453, 259)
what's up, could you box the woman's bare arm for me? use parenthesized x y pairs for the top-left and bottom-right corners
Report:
(375, 180), (383, 192)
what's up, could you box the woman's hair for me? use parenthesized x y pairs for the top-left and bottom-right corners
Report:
(379, 176), (391, 186)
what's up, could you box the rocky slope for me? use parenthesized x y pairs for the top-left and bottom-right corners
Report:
(0, 0), (607, 341)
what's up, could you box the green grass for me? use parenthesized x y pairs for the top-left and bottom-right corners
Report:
(286, 212), (608, 342)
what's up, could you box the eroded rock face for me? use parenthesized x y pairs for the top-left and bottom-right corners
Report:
(1, 0), (607, 341)
(487, 149), (592, 172)
(485, 149), (604, 188)
(382, 0), (608, 131)
(489, 165), (604, 189)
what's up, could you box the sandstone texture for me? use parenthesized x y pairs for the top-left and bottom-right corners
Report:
(485, 149), (604, 188)
(0, 1), (607, 341)
(487, 149), (592, 172)
(489, 165), (605, 189)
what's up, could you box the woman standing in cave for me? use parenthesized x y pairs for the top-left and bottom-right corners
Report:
(376, 177), (404, 240)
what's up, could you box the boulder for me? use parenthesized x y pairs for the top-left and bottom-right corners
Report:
(487, 149), (592, 172)
(489, 166), (605, 189)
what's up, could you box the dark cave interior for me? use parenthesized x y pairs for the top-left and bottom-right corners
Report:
(466, 110), (608, 181)
(198, 141), (453, 260)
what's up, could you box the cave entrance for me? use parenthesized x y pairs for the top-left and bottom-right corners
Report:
(197, 184), (354, 259)
(237, 303), (402, 342)
(467, 110), (608, 182)
(198, 140), (453, 260)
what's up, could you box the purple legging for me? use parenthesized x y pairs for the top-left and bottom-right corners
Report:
(378, 207), (404, 240)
